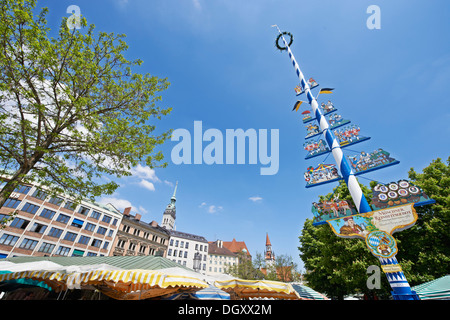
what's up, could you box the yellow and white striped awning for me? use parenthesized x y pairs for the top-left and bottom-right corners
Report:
(0, 268), (208, 299)
(66, 269), (208, 292)
(0, 270), (70, 291)
(214, 279), (302, 300)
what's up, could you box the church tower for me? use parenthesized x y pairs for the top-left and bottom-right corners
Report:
(264, 233), (275, 267)
(161, 181), (178, 230)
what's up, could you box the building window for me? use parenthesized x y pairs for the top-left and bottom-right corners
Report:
(175, 240), (179, 247)
(40, 208), (56, 220)
(128, 242), (136, 251)
(56, 213), (70, 224)
(38, 242), (55, 254)
(14, 184), (31, 194)
(64, 201), (76, 211)
(32, 189), (48, 200)
(30, 222), (47, 234)
(170, 239), (174, 246)
(112, 218), (118, 226)
(71, 218), (84, 228)
(55, 246), (71, 256)
(91, 239), (102, 248)
(10, 217), (30, 229)
(102, 215), (112, 224)
(184, 251), (188, 258)
(97, 226), (107, 235)
(48, 227), (63, 238)
(133, 228), (140, 237)
(64, 231), (77, 242)
(168, 249), (172, 256)
(91, 211), (101, 220)
(3, 198), (21, 209)
(117, 239), (126, 248)
(185, 242), (189, 249)
(79, 235), (90, 245)
(103, 241), (109, 250)
(85, 223), (96, 232)
(48, 197), (63, 206)
(19, 238), (38, 250)
(86, 252), (96, 256)
(139, 245), (146, 254)
(78, 206), (90, 215)
(21, 202), (40, 214)
(123, 225), (130, 233)
(108, 230), (113, 237)
(0, 234), (19, 246)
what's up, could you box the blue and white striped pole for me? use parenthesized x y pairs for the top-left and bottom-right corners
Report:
(274, 27), (419, 300)
(379, 257), (419, 300)
(273, 27), (371, 214)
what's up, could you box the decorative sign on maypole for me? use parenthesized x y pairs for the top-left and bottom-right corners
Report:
(272, 25), (435, 300)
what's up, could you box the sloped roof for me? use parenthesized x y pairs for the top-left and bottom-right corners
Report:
(208, 241), (237, 257)
(222, 238), (251, 257)
(412, 275), (450, 300)
(4, 255), (191, 271)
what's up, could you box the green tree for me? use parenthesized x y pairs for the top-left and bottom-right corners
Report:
(266, 254), (300, 283)
(0, 0), (171, 214)
(299, 157), (450, 299)
(299, 180), (391, 299)
(395, 156), (450, 284)
(226, 252), (265, 280)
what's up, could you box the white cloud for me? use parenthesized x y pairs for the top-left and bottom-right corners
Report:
(139, 179), (156, 191)
(131, 164), (160, 182)
(164, 180), (174, 187)
(138, 205), (149, 215)
(249, 196), (263, 202)
(192, 0), (201, 10)
(98, 196), (131, 212)
(199, 202), (207, 207)
(207, 205), (223, 214)
(98, 196), (148, 216)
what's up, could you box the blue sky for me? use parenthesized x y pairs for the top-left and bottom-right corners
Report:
(39, 0), (449, 270)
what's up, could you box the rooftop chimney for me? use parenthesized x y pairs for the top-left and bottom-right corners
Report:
(150, 220), (158, 227)
(135, 213), (141, 221)
(123, 207), (132, 216)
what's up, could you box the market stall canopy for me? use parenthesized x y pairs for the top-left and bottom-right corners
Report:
(0, 269), (70, 292)
(82, 269), (209, 300)
(214, 279), (302, 300)
(412, 275), (450, 300)
(4, 255), (191, 271)
(165, 284), (230, 300)
(291, 284), (328, 300)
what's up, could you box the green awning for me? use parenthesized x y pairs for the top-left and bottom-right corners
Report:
(412, 275), (450, 300)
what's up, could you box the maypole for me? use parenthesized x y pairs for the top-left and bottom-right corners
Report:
(272, 26), (371, 214)
(273, 26), (423, 300)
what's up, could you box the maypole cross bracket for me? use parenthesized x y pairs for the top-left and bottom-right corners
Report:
(275, 31), (293, 51)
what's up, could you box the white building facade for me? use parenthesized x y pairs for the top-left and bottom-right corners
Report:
(0, 181), (123, 258)
(166, 230), (209, 273)
(207, 240), (238, 276)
